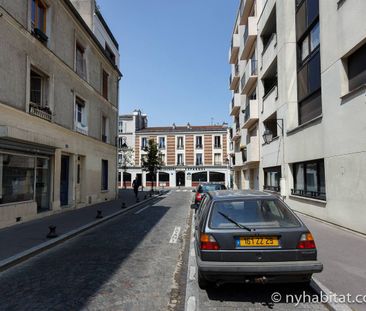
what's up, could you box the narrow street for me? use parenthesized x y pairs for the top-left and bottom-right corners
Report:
(0, 191), (192, 311)
(0, 190), (331, 311)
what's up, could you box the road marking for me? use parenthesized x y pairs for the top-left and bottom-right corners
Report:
(186, 296), (196, 311)
(169, 226), (181, 244)
(189, 266), (196, 280)
(134, 205), (150, 214)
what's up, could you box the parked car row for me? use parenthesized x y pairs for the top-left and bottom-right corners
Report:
(191, 184), (323, 289)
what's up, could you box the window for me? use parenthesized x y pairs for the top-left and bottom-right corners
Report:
(177, 137), (184, 149)
(196, 153), (203, 166)
(292, 159), (326, 200)
(102, 69), (109, 100)
(30, 70), (43, 106)
(209, 200), (300, 229)
(158, 137), (165, 149)
(75, 97), (87, 134)
(76, 42), (86, 79)
(264, 166), (281, 192)
(196, 136), (203, 149)
(118, 154), (122, 164)
(0, 154), (35, 204)
(105, 44), (116, 64)
(214, 136), (221, 148)
(263, 113), (278, 140)
(160, 154), (166, 165)
(141, 137), (147, 150)
(177, 154), (184, 165)
(214, 153), (221, 165)
(31, 0), (48, 43)
(347, 42), (366, 91)
(118, 121), (123, 133)
(101, 160), (108, 191)
(101, 116), (108, 143)
(296, 0), (321, 125)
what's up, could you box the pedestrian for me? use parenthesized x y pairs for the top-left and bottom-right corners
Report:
(132, 178), (139, 200)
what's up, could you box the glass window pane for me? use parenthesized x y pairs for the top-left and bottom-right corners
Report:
(308, 52), (321, 93)
(306, 162), (318, 193)
(310, 22), (320, 51)
(307, 0), (319, 26)
(319, 160), (326, 194)
(301, 36), (309, 60)
(1, 154), (35, 204)
(295, 163), (304, 191)
(297, 65), (308, 101)
(210, 200), (300, 229)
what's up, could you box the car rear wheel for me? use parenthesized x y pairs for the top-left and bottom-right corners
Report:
(198, 271), (212, 289)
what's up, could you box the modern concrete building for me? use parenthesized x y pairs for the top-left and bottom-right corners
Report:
(229, 0), (366, 234)
(119, 122), (230, 189)
(0, 0), (121, 229)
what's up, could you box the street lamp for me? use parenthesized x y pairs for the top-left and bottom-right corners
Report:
(262, 119), (284, 144)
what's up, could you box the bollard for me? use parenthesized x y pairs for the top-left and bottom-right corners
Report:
(96, 210), (103, 219)
(47, 225), (58, 238)
(121, 202), (126, 209)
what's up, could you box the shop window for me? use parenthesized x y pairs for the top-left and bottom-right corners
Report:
(0, 154), (35, 204)
(263, 166), (281, 192)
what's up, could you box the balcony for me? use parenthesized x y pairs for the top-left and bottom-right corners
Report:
(231, 126), (241, 142)
(29, 103), (52, 122)
(262, 85), (278, 120)
(240, 16), (258, 60)
(241, 59), (258, 94)
(261, 33), (277, 73)
(75, 123), (88, 135)
(230, 93), (242, 116)
(242, 99), (259, 129)
(229, 33), (240, 64)
(239, 0), (256, 26)
(245, 136), (260, 164)
(229, 64), (240, 90)
(234, 151), (244, 167)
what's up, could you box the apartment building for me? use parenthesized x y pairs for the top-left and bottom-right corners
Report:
(120, 123), (230, 188)
(229, 0), (366, 234)
(0, 0), (121, 228)
(117, 110), (147, 188)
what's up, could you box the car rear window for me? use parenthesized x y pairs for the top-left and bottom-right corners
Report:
(209, 199), (301, 229)
(198, 184), (226, 193)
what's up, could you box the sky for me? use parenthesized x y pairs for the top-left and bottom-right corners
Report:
(97, 0), (239, 127)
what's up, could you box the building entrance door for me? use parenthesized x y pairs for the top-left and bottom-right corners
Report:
(176, 171), (185, 187)
(60, 155), (69, 206)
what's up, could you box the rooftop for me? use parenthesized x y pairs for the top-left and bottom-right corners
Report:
(136, 125), (228, 134)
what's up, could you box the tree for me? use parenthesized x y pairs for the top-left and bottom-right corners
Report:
(141, 139), (163, 192)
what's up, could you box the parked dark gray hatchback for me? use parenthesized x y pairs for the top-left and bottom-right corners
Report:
(194, 190), (323, 289)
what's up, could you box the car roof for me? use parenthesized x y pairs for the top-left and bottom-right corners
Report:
(207, 190), (278, 201)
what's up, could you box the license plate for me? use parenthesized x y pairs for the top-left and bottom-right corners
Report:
(236, 236), (279, 247)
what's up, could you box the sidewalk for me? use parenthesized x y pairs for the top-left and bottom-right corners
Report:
(298, 212), (366, 311)
(0, 189), (151, 264)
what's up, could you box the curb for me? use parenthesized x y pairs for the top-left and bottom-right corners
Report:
(0, 192), (167, 273)
(310, 278), (353, 311)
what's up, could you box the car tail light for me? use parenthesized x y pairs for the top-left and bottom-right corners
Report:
(196, 193), (202, 201)
(200, 233), (220, 250)
(297, 233), (316, 249)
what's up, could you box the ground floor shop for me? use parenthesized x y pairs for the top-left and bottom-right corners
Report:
(118, 166), (230, 189)
(0, 106), (117, 229)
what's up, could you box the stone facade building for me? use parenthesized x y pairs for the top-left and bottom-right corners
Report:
(0, 0), (121, 228)
(229, 0), (366, 234)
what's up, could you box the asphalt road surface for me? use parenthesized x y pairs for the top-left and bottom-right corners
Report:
(0, 190), (330, 311)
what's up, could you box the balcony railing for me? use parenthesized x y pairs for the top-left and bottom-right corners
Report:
(291, 189), (326, 201)
(214, 161), (223, 166)
(177, 162), (184, 166)
(29, 103), (52, 122)
(264, 185), (280, 192)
